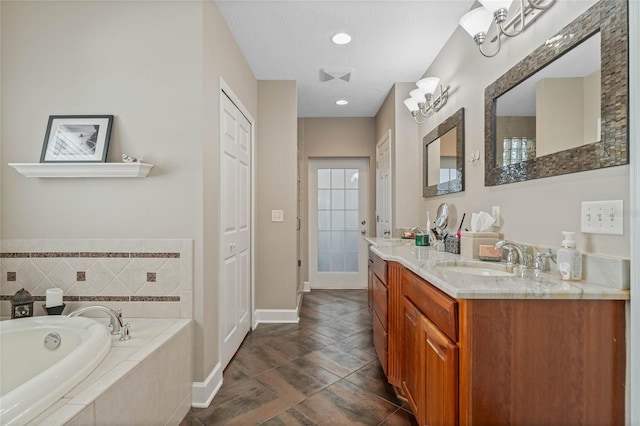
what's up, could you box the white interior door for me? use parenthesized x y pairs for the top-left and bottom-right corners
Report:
(220, 93), (251, 370)
(308, 158), (369, 289)
(376, 130), (392, 238)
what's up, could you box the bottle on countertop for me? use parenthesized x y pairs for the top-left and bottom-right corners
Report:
(557, 231), (582, 281)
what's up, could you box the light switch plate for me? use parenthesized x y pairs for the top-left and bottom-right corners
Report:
(580, 200), (623, 235)
(491, 206), (500, 227)
(271, 210), (284, 222)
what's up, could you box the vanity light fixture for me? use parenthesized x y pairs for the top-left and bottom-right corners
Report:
(403, 77), (450, 124)
(331, 33), (352, 45)
(459, 0), (555, 58)
(335, 99), (349, 106)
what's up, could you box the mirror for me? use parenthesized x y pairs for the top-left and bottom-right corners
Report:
(423, 108), (465, 197)
(495, 33), (601, 167)
(485, 0), (628, 186)
(434, 203), (449, 230)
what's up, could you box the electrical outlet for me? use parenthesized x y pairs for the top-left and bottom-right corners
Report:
(491, 206), (500, 227)
(580, 200), (623, 235)
(271, 210), (284, 222)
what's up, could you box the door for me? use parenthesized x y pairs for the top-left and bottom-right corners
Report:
(220, 92), (251, 370)
(376, 131), (392, 238)
(308, 158), (369, 289)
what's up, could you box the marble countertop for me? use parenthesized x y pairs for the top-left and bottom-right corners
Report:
(367, 238), (630, 300)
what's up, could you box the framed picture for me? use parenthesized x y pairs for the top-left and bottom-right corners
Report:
(40, 115), (114, 163)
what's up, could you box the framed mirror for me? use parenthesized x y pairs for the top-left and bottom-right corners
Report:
(485, 0), (628, 186)
(423, 108), (464, 197)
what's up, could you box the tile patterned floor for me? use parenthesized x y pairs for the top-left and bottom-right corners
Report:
(181, 289), (417, 425)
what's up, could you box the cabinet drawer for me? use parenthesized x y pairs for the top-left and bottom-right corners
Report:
(372, 274), (388, 329)
(369, 251), (388, 285)
(373, 310), (388, 375)
(402, 268), (458, 342)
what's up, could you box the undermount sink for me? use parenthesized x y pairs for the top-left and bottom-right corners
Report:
(436, 260), (515, 277)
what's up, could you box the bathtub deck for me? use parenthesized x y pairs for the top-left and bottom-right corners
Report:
(26, 318), (193, 425)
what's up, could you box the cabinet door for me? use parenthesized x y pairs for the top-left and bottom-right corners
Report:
(373, 309), (388, 375)
(368, 259), (374, 313)
(401, 297), (425, 422)
(424, 318), (458, 426)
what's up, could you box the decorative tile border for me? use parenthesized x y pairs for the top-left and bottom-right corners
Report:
(1, 252), (180, 258)
(0, 295), (180, 302)
(0, 239), (193, 319)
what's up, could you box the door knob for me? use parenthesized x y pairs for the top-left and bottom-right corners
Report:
(361, 230), (367, 235)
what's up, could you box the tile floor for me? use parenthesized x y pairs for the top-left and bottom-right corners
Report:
(181, 289), (417, 425)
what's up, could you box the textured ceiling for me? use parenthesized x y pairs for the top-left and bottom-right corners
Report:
(216, 0), (475, 117)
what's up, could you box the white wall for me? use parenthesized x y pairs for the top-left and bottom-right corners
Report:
(628, 1), (639, 421)
(256, 81), (298, 310)
(409, 0), (629, 258)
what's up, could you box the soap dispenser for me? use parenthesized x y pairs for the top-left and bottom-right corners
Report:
(557, 231), (582, 281)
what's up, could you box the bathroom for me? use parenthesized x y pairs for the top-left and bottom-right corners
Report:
(0, 0), (638, 424)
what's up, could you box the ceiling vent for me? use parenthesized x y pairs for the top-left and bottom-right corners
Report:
(320, 68), (353, 83)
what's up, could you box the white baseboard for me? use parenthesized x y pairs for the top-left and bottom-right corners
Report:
(308, 283), (367, 290)
(253, 308), (299, 326)
(303, 281), (311, 292)
(191, 362), (223, 408)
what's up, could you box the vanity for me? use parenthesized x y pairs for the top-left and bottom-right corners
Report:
(367, 239), (628, 426)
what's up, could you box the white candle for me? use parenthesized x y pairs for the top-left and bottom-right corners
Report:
(46, 288), (63, 307)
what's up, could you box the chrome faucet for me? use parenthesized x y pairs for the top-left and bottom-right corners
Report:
(67, 305), (130, 340)
(494, 240), (530, 272)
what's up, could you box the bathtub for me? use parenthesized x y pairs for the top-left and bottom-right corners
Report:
(0, 316), (111, 425)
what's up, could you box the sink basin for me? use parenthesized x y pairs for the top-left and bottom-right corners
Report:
(436, 260), (515, 277)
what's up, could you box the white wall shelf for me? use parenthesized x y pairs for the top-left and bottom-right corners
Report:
(8, 162), (153, 178)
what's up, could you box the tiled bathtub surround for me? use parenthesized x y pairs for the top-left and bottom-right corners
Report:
(0, 240), (193, 318)
(28, 318), (193, 425)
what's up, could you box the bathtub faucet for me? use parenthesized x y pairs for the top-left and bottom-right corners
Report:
(67, 306), (126, 337)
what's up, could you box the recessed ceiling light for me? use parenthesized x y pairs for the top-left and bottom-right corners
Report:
(336, 99), (349, 106)
(331, 33), (352, 45)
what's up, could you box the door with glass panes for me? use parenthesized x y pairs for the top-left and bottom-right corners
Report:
(308, 158), (369, 288)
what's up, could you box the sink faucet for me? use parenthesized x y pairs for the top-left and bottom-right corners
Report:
(67, 305), (130, 340)
(494, 240), (530, 273)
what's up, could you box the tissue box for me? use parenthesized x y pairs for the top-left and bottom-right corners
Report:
(460, 231), (501, 259)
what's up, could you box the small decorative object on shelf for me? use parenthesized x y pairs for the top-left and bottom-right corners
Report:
(122, 154), (144, 163)
(11, 288), (34, 319)
(40, 115), (114, 163)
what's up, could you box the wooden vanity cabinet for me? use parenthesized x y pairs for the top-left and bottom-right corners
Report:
(401, 268), (459, 426)
(369, 248), (625, 425)
(369, 251), (388, 374)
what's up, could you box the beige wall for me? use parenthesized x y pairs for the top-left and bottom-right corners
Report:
(583, 69), (601, 143)
(256, 81), (298, 309)
(201, 0), (257, 381)
(300, 118), (376, 284)
(536, 77), (585, 155)
(0, 0), (259, 383)
(413, 0), (628, 257)
(375, 83), (421, 233)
